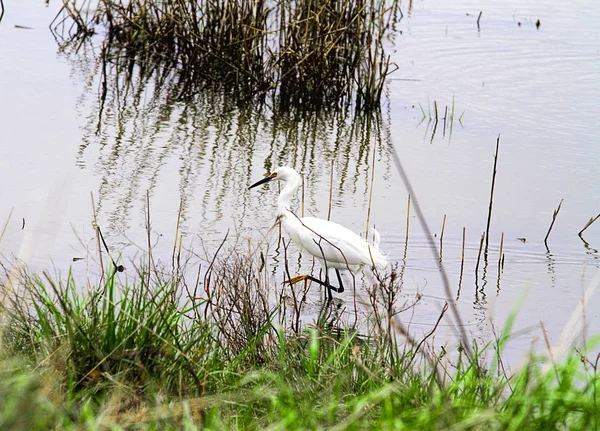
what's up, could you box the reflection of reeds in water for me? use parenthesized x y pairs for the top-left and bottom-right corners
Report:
(52, 0), (400, 111)
(65, 44), (390, 243)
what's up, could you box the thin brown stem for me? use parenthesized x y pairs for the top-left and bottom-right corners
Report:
(91, 193), (104, 282)
(146, 190), (152, 290)
(540, 321), (560, 383)
(301, 174), (305, 218)
(328, 159), (334, 221)
(578, 214), (600, 240)
(0, 207), (13, 246)
(439, 214), (446, 260)
(475, 232), (485, 278)
(457, 226), (465, 299)
(544, 199), (564, 250)
(498, 231), (504, 270)
(411, 301), (449, 364)
(172, 197), (183, 271)
(365, 138), (377, 237)
(485, 134), (500, 257)
(405, 194), (411, 245)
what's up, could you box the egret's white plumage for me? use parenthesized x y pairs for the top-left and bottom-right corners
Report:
(250, 166), (387, 277)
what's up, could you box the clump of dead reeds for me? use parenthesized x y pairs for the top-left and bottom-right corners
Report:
(203, 243), (276, 362)
(51, 0), (400, 111)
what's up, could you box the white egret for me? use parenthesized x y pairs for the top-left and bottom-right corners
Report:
(249, 166), (387, 299)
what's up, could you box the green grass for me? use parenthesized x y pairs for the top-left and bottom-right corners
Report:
(1, 255), (599, 430)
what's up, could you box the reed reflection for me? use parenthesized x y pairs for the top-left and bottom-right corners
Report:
(62, 41), (392, 249)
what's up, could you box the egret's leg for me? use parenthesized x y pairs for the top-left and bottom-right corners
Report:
(321, 268), (344, 294)
(334, 269), (345, 294)
(285, 274), (327, 288)
(285, 274), (326, 285)
(284, 272), (343, 299)
(285, 274), (309, 284)
(324, 271), (333, 301)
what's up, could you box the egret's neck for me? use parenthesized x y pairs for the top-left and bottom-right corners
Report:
(277, 175), (301, 216)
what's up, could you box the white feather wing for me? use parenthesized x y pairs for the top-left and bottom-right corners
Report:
(296, 217), (386, 271)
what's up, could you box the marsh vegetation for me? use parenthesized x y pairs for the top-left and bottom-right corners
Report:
(1, 243), (600, 429)
(1, 0), (600, 428)
(53, 0), (400, 111)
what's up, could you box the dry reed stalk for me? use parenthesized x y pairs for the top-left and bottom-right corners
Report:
(365, 137), (377, 238)
(146, 190), (152, 289)
(578, 214), (600, 239)
(0, 207), (13, 246)
(90, 193), (104, 282)
(390, 315), (443, 387)
(203, 229), (229, 302)
(405, 194), (411, 245)
(581, 281), (591, 358)
(475, 232), (484, 278)
(449, 95), (455, 138)
(461, 227), (466, 266)
(172, 197), (183, 271)
(411, 301), (448, 364)
(457, 226), (465, 299)
(540, 321), (560, 383)
(485, 135), (500, 257)
(301, 174), (305, 218)
(328, 160), (334, 221)
(498, 231), (504, 271)
(429, 100), (439, 143)
(177, 234), (183, 274)
(439, 214), (446, 259)
(443, 105), (448, 136)
(544, 199), (563, 250)
(400, 195), (410, 290)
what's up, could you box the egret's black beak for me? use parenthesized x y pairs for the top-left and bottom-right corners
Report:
(249, 173), (276, 190)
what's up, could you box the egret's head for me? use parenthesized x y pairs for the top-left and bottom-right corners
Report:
(249, 166), (300, 190)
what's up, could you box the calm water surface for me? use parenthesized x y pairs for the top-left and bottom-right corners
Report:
(1, 0), (599, 362)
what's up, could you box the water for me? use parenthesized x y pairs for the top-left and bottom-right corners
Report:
(1, 0), (599, 362)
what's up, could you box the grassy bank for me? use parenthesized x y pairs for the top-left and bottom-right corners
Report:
(1, 249), (599, 430)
